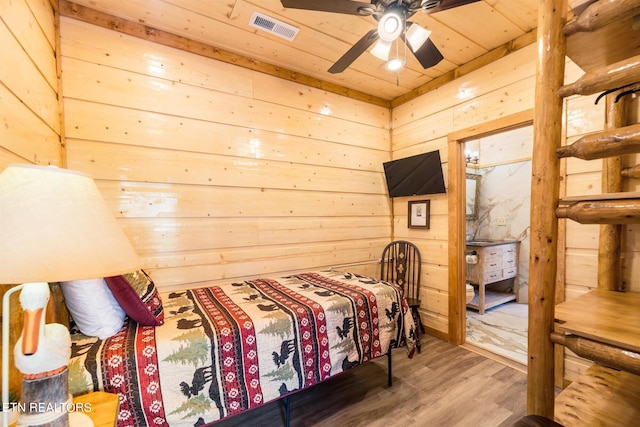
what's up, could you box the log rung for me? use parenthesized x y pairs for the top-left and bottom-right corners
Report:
(551, 332), (640, 375)
(556, 123), (640, 160)
(622, 164), (640, 178)
(556, 201), (640, 224)
(556, 193), (640, 224)
(559, 55), (640, 98)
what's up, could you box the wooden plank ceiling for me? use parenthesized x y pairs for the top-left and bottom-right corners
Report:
(60, 0), (540, 104)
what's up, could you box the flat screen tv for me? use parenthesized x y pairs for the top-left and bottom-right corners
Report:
(383, 150), (446, 198)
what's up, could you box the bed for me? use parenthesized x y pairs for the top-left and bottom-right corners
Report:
(67, 270), (417, 427)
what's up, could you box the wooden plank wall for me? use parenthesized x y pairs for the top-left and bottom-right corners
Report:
(0, 0), (60, 169)
(390, 45), (590, 343)
(392, 44), (540, 335)
(59, 18), (392, 290)
(0, 0), (60, 400)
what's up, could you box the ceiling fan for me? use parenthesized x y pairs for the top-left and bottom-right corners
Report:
(280, 0), (481, 73)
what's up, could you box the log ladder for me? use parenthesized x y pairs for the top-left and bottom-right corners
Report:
(528, 0), (640, 425)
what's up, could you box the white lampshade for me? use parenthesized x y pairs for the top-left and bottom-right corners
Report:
(405, 23), (431, 52)
(0, 164), (141, 284)
(377, 10), (404, 42)
(371, 39), (392, 61)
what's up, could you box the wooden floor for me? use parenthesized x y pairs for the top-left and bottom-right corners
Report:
(215, 334), (527, 426)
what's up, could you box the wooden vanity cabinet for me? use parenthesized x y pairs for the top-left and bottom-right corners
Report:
(465, 241), (518, 314)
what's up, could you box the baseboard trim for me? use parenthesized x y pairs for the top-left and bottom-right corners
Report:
(461, 342), (527, 373)
(424, 326), (448, 342)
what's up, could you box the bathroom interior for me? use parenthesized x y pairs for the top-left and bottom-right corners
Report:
(464, 124), (532, 368)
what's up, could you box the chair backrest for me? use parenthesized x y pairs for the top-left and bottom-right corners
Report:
(380, 240), (422, 302)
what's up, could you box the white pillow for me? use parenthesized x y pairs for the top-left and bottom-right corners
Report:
(61, 278), (126, 339)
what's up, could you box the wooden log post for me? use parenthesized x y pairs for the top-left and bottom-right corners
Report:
(599, 93), (628, 292)
(528, 0), (567, 418)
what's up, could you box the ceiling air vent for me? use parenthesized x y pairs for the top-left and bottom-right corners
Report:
(249, 11), (299, 42)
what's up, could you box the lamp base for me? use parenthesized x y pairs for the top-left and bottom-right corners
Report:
(19, 368), (69, 427)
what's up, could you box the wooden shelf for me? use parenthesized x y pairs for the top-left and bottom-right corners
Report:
(555, 364), (640, 426)
(466, 288), (516, 313)
(555, 289), (640, 353)
(565, 6), (640, 73)
(558, 192), (640, 204)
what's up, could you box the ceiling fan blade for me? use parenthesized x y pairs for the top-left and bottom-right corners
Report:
(410, 38), (444, 69)
(328, 29), (379, 74)
(280, 0), (375, 15)
(423, 0), (481, 14)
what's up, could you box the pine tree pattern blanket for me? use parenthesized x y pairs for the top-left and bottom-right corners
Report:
(68, 270), (417, 426)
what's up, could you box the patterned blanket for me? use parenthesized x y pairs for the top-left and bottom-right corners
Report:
(68, 271), (416, 426)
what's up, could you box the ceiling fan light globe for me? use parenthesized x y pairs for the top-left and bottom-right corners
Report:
(386, 57), (405, 72)
(371, 39), (392, 60)
(378, 11), (404, 42)
(406, 24), (432, 52)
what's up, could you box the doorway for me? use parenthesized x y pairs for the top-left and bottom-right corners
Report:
(447, 110), (534, 362)
(463, 126), (532, 365)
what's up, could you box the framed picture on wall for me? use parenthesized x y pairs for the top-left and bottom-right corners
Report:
(408, 200), (430, 229)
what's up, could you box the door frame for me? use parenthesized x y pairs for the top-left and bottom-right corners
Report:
(447, 109), (534, 344)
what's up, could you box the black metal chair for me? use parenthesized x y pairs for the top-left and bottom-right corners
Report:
(380, 240), (424, 352)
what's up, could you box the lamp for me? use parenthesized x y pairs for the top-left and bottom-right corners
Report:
(0, 164), (141, 426)
(371, 9), (432, 73)
(465, 150), (479, 165)
(371, 39), (392, 61)
(405, 23), (431, 52)
(384, 38), (407, 73)
(371, 8), (404, 65)
(377, 9), (404, 43)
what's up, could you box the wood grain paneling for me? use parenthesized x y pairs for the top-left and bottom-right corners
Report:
(60, 17), (391, 289)
(392, 44), (538, 129)
(393, 47), (538, 337)
(0, 20), (59, 135)
(0, 0), (56, 89)
(147, 240), (389, 288)
(61, 56), (388, 149)
(0, 0), (59, 401)
(565, 250), (598, 289)
(0, 83), (60, 165)
(63, 100), (388, 171)
(66, 140), (386, 195)
(96, 182), (390, 219)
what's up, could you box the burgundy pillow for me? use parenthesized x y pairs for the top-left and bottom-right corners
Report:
(105, 270), (164, 326)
